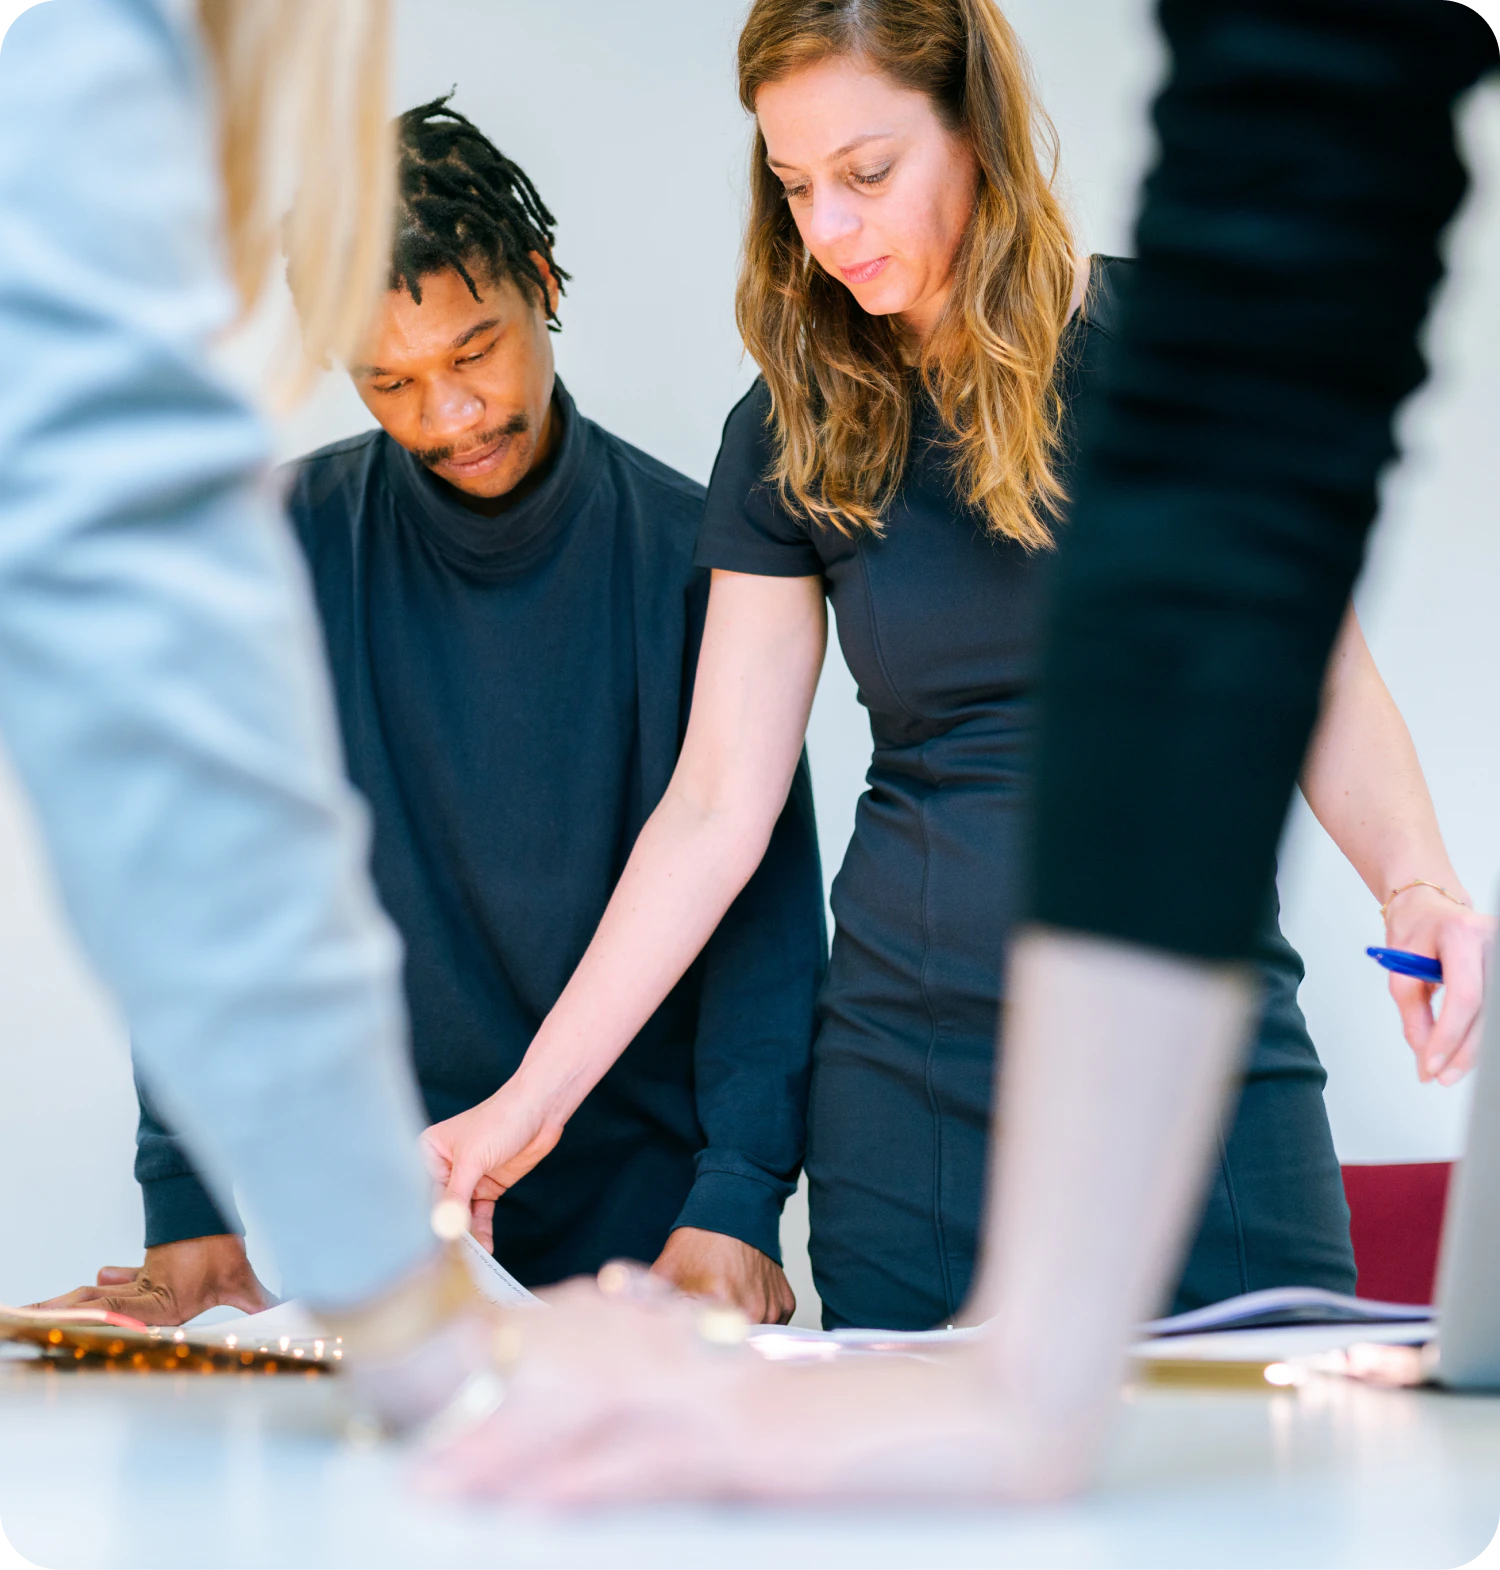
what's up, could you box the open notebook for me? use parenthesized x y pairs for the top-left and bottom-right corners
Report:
(748, 1287), (1433, 1357)
(1141, 1286), (1430, 1338)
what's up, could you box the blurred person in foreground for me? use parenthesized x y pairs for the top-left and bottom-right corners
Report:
(49, 98), (823, 1328)
(0, 0), (495, 1430)
(411, 0), (1498, 1500)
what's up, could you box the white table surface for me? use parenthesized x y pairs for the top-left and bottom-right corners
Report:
(1, 1332), (1497, 1570)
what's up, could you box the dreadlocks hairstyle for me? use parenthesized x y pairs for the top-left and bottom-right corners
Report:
(391, 96), (569, 328)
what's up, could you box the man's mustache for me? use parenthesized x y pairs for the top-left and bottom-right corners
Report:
(415, 411), (529, 469)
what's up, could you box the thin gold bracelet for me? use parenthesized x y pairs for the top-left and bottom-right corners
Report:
(1379, 879), (1471, 921)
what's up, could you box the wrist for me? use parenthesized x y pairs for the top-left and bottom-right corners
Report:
(1379, 876), (1471, 923)
(315, 1245), (505, 1437)
(145, 1233), (247, 1278)
(313, 1241), (477, 1361)
(510, 1035), (593, 1128)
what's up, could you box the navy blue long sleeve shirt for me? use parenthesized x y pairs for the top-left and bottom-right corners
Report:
(135, 381), (827, 1280)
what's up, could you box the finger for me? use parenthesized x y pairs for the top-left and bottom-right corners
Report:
(600, 1259), (680, 1304)
(1438, 1047), (1477, 1087)
(1437, 1015), (1483, 1087)
(1425, 974), (1483, 1083)
(29, 1285), (113, 1310)
(418, 1128), (453, 1186)
(95, 1266), (142, 1287)
(470, 1196), (497, 1255)
(420, 1417), (578, 1501)
(1388, 976), (1435, 1077)
(97, 1297), (177, 1325)
(53, 1289), (175, 1325)
(530, 1413), (734, 1505)
(420, 1376), (630, 1499)
(443, 1145), (513, 1211)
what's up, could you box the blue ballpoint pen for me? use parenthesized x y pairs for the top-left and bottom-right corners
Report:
(1367, 946), (1444, 984)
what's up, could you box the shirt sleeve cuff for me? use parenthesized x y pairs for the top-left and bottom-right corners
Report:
(671, 1160), (794, 1265)
(141, 1173), (240, 1249)
(692, 541), (824, 579)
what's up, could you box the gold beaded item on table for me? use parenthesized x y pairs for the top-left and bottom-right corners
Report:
(0, 1304), (337, 1375)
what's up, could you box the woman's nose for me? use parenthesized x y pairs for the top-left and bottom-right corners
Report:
(803, 187), (860, 252)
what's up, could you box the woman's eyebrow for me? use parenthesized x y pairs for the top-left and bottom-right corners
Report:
(767, 130), (895, 170)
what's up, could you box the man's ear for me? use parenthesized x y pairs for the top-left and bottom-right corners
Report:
(528, 251), (561, 319)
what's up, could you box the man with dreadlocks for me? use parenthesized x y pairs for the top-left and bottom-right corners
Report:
(69, 98), (825, 1326)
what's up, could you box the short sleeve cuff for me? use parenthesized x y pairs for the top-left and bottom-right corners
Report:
(142, 1173), (239, 1249)
(692, 537), (824, 579)
(671, 1163), (793, 1265)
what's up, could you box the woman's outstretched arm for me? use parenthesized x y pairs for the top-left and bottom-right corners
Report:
(1299, 606), (1494, 1084)
(422, 570), (827, 1246)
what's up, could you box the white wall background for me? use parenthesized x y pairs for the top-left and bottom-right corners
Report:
(1, 0), (1497, 1317)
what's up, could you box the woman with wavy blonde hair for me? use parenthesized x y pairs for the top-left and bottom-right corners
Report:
(432, 0), (1481, 1337)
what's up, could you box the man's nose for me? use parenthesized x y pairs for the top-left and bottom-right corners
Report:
(422, 377), (484, 438)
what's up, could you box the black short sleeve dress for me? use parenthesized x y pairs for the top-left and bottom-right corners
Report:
(695, 257), (1356, 1331)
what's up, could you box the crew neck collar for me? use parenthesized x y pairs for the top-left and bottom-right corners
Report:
(383, 378), (594, 577)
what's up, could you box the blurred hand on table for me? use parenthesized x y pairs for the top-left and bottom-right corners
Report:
(418, 1268), (1080, 1505)
(31, 1234), (273, 1326)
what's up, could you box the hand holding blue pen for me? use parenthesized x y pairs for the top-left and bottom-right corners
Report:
(1367, 947), (1444, 985)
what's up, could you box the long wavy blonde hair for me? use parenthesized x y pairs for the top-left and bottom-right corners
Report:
(737, 0), (1076, 547)
(196, 0), (393, 375)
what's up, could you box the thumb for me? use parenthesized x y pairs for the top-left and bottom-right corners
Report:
(96, 1265), (142, 1287)
(442, 1149), (497, 1214)
(418, 1125), (453, 1186)
(444, 1159), (511, 1252)
(470, 1196), (497, 1256)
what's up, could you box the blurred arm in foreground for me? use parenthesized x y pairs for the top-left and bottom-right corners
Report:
(418, 0), (1499, 1501)
(0, 0), (490, 1424)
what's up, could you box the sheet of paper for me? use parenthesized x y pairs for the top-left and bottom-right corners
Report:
(182, 1234), (537, 1346)
(187, 1300), (324, 1344)
(456, 1229), (539, 1308)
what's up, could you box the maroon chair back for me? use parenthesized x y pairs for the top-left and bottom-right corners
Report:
(1341, 1161), (1454, 1306)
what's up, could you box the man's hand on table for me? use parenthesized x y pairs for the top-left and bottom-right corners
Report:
(650, 1226), (795, 1325)
(32, 1234), (274, 1326)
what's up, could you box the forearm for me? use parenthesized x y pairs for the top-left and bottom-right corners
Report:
(515, 783), (779, 1125)
(679, 754), (824, 1258)
(971, 931), (1255, 1482)
(1300, 608), (1465, 904)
